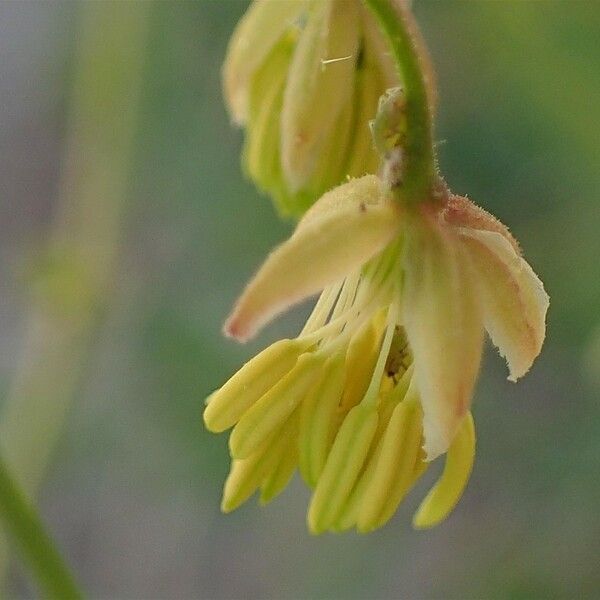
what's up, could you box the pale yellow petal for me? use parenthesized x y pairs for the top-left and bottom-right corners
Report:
(344, 65), (382, 180)
(225, 178), (400, 341)
(223, 0), (306, 124)
(281, 0), (360, 190)
(297, 174), (384, 230)
(242, 34), (293, 195)
(402, 223), (484, 460)
(302, 90), (356, 199)
(460, 228), (549, 381)
(413, 412), (475, 529)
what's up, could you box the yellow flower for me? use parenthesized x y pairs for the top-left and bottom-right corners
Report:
(203, 174), (549, 533)
(223, 0), (399, 216)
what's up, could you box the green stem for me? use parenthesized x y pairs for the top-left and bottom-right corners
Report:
(0, 453), (82, 599)
(362, 0), (435, 204)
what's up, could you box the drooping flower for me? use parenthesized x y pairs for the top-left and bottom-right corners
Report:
(223, 0), (401, 216)
(203, 174), (549, 533)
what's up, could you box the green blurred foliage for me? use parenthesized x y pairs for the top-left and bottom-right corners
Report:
(1, 1), (598, 598)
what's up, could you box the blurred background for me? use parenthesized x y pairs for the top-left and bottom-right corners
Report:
(0, 1), (598, 598)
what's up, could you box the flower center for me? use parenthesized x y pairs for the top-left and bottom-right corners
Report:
(298, 237), (414, 415)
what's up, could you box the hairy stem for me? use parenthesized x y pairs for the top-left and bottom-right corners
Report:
(362, 0), (436, 204)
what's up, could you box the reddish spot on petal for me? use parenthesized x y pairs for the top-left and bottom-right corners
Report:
(223, 315), (248, 342)
(444, 195), (521, 254)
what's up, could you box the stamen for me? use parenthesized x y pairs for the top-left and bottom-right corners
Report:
(299, 282), (388, 347)
(222, 433), (286, 513)
(301, 280), (343, 335)
(298, 352), (346, 487)
(204, 338), (307, 432)
(307, 403), (379, 534)
(330, 271), (361, 322)
(413, 412), (476, 529)
(356, 393), (423, 532)
(229, 352), (324, 459)
(259, 410), (300, 505)
(361, 295), (401, 408)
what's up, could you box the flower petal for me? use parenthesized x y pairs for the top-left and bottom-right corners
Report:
(443, 194), (520, 254)
(298, 174), (385, 229)
(344, 63), (383, 180)
(460, 228), (549, 381)
(281, 0), (360, 191)
(223, 0), (306, 124)
(225, 177), (400, 341)
(242, 34), (294, 211)
(402, 222), (484, 460)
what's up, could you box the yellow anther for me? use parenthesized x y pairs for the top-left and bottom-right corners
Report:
(222, 409), (299, 512)
(244, 35), (293, 191)
(339, 312), (384, 413)
(307, 403), (379, 534)
(221, 441), (281, 513)
(413, 411), (476, 529)
(410, 445), (429, 486)
(229, 351), (323, 459)
(298, 352), (346, 487)
(204, 338), (306, 433)
(260, 412), (300, 505)
(334, 365), (414, 531)
(356, 395), (422, 532)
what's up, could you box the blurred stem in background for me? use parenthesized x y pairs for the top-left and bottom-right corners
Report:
(0, 1), (149, 589)
(0, 454), (82, 599)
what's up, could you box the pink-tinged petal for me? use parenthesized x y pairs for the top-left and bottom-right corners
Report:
(443, 194), (520, 254)
(225, 177), (401, 341)
(223, 0), (306, 124)
(460, 228), (549, 382)
(402, 222), (484, 460)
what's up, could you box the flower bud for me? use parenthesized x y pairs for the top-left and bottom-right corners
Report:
(223, 0), (399, 217)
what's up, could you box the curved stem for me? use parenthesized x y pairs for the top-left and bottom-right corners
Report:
(0, 454), (82, 599)
(362, 0), (436, 204)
